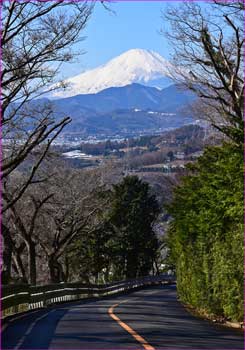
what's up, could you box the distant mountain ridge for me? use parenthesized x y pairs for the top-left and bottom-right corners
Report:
(43, 48), (198, 137)
(65, 108), (196, 137)
(11, 82), (197, 138)
(51, 49), (174, 98)
(50, 83), (197, 136)
(52, 83), (195, 115)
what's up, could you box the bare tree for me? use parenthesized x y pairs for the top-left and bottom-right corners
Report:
(1, 1), (93, 210)
(39, 167), (108, 283)
(3, 164), (104, 284)
(163, 1), (244, 145)
(5, 186), (54, 285)
(2, 223), (28, 284)
(21, 165), (105, 284)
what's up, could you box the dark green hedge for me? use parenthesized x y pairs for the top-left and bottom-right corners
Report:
(167, 143), (243, 321)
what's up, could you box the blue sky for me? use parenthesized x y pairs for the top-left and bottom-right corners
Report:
(61, 1), (173, 79)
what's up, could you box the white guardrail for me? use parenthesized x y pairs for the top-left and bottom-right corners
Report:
(1, 274), (175, 317)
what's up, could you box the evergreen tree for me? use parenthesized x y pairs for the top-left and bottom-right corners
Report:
(108, 176), (160, 279)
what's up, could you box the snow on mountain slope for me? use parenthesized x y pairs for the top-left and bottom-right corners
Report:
(52, 49), (173, 98)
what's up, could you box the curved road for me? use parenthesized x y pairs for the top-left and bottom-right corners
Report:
(2, 285), (243, 349)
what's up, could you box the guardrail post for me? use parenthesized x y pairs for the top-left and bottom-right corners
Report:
(1, 274), (176, 317)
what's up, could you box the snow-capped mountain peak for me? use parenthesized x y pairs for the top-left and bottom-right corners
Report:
(52, 49), (172, 98)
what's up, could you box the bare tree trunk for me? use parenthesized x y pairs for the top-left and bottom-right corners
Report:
(2, 244), (12, 284)
(64, 256), (69, 282)
(154, 259), (160, 276)
(2, 226), (13, 284)
(94, 272), (99, 284)
(48, 255), (65, 283)
(12, 251), (28, 284)
(28, 241), (37, 285)
(48, 255), (57, 283)
(2, 225), (27, 283)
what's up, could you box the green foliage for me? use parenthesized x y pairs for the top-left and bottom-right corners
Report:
(107, 176), (160, 280)
(69, 176), (160, 283)
(167, 143), (243, 321)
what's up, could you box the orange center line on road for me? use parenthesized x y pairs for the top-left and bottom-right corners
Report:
(108, 302), (155, 350)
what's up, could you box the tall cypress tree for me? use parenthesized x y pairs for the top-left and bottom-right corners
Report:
(108, 176), (160, 279)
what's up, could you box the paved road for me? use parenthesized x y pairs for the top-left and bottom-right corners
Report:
(2, 285), (244, 349)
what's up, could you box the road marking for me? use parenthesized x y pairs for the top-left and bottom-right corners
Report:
(2, 309), (43, 332)
(108, 301), (155, 350)
(13, 310), (56, 350)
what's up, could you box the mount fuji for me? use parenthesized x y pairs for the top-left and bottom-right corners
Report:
(17, 49), (197, 137)
(52, 49), (173, 98)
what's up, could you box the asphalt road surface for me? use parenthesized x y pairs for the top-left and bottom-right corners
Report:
(2, 284), (244, 349)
